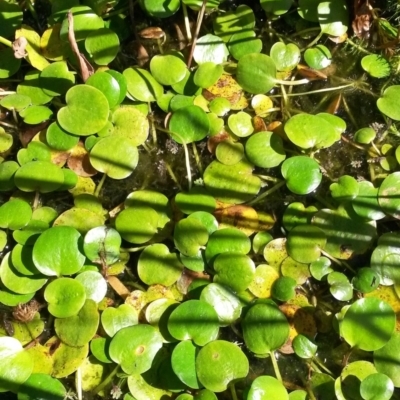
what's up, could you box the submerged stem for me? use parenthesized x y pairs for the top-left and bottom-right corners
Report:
(182, 3), (192, 42)
(75, 367), (82, 400)
(246, 180), (286, 206)
(229, 383), (239, 400)
(274, 78), (309, 86)
(319, 249), (356, 273)
(192, 142), (203, 174)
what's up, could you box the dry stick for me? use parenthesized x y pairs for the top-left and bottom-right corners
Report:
(107, 275), (131, 299)
(187, 0), (207, 68)
(67, 11), (93, 82)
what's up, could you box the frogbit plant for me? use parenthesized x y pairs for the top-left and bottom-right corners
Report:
(1, 0), (400, 399)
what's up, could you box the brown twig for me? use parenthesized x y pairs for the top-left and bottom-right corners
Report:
(67, 10), (94, 82)
(187, 0), (207, 68)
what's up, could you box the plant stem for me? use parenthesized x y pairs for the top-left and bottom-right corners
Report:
(121, 245), (148, 252)
(192, 142), (203, 174)
(182, 2), (192, 42)
(274, 78), (309, 86)
(345, 37), (373, 54)
(342, 96), (358, 129)
(0, 91), (16, 96)
(319, 249), (356, 273)
(246, 180), (286, 206)
(229, 383), (239, 400)
(165, 161), (182, 190)
(75, 367), (82, 400)
(254, 174), (282, 183)
(33, 191), (40, 210)
(269, 83), (354, 98)
(0, 36), (12, 48)
(313, 356), (334, 376)
(94, 173), (106, 197)
(26, 0), (40, 28)
(187, 0), (207, 68)
(269, 351), (282, 382)
(300, 30), (324, 51)
(92, 364), (120, 395)
(290, 27), (321, 38)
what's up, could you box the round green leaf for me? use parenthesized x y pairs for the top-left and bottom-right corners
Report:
(242, 302), (290, 354)
(109, 325), (163, 374)
(85, 27), (119, 65)
(214, 252), (255, 292)
(237, 53), (277, 94)
(330, 175), (359, 202)
(360, 373), (394, 400)
(169, 105), (210, 144)
(112, 106), (149, 146)
(228, 30), (262, 61)
(0, 337), (33, 392)
(55, 299), (99, 346)
(352, 181), (385, 220)
(0, 47), (21, 79)
(374, 331), (400, 387)
(310, 257), (333, 281)
(318, 0), (348, 36)
(312, 203), (377, 260)
(377, 86), (400, 121)
(304, 45), (332, 69)
(193, 34), (229, 65)
(361, 54), (391, 78)
(194, 62), (223, 88)
(171, 340), (202, 389)
(83, 226), (121, 265)
(60, 6), (104, 41)
(228, 111), (254, 137)
(86, 72), (121, 109)
(261, 0), (292, 15)
(196, 340), (248, 392)
(17, 70), (53, 105)
(150, 53), (187, 86)
(281, 156), (322, 195)
(0, 161), (18, 192)
(101, 304), (138, 338)
(205, 227), (251, 264)
(271, 276), (297, 302)
(33, 226), (85, 276)
(352, 267), (380, 294)
(57, 85), (109, 136)
(354, 127), (376, 144)
(123, 67), (163, 102)
(39, 61), (75, 97)
(90, 136), (138, 179)
(116, 207), (159, 244)
(270, 42), (300, 71)
(46, 121), (79, 151)
(0, 93), (31, 111)
(287, 224), (326, 264)
(285, 113), (339, 149)
(378, 172), (400, 219)
(44, 277), (86, 318)
(75, 271), (107, 303)
(175, 186), (216, 214)
(293, 334), (317, 359)
(138, 243), (183, 286)
(204, 160), (261, 204)
(327, 271), (353, 301)
(0, 199), (31, 230)
(17, 373), (66, 400)
(200, 283), (242, 326)
(140, 0), (180, 17)
(341, 297), (395, 351)
(245, 131), (286, 168)
(167, 300), (219, 346)
(247, 375), (289, 400)
(174, 218), (209, 257)
(19, 105), (53, 124)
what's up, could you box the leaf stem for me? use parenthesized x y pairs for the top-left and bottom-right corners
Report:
(269, 350), (282, 382)
(187, 0), (207, 68)
(75, 367), (82, 400)
(300, 30), (324, 51)
(0, 36), (12, 48)
(92, 364), (120, 395)
(229, 383), (239, 400)
(312, 355), (334, 376)
(192, 142), (203, 174)
(246, 180), (286, 206)
(319, 249), (356, 273)
(165, 161), (182, 190)
(94, 173), (107, 197)
(182, 2), (192, 42)
(274, 78), (309, 86)
(345, 37), (373, 55)
(269, 84), (354, 98)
